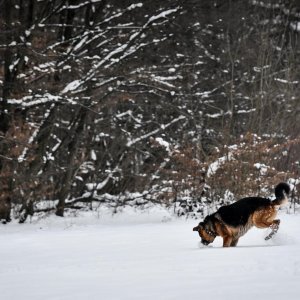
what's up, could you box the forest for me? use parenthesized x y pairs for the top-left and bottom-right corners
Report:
(0, 0), (299, 222)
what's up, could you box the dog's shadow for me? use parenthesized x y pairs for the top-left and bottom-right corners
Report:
(235, 243), (281, 249)
(197, 240), (284, 249)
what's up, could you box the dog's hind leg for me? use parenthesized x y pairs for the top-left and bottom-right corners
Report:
(252, 207), (281, 240)
(265, 219), (280, 240)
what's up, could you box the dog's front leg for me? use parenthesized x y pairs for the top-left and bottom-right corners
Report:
(223, 236), (233, 247)
(230, 238), (239, 247)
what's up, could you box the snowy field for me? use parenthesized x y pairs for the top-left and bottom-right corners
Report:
(1, 207), (300, 300)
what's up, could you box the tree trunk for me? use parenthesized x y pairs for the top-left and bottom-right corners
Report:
(0, 0), (12, 133)
(56, 108), (88, 217)
(64, 0), (76, 41)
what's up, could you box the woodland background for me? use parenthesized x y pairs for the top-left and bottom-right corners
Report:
(0, 0), (299, 222)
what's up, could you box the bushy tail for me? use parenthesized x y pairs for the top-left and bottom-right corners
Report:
(272, 182), (290, 206)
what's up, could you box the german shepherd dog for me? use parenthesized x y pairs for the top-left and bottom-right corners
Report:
(193, 183), (290, 247)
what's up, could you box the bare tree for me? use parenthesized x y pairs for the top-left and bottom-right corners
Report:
(0, 0), (299, 220)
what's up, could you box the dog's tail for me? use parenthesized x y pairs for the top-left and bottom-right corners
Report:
(272, 182), (290, 206)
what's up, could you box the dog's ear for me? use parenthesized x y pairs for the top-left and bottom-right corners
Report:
(193, 222), (204, 231)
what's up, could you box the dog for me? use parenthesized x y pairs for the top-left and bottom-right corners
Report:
(193, 182), (290, 247)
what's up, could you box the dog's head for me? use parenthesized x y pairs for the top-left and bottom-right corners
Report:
(193, 216), (216, 246)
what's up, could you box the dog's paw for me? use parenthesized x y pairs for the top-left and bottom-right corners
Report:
(265, 231), (276, 240)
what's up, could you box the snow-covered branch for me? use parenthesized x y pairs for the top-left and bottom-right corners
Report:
(126, 115), (186, 147)
(61, 6), (181, 94)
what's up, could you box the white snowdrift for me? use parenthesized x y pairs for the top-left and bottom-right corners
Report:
(0, 208), (299, 300)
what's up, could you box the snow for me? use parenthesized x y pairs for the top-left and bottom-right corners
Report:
(127, 3), (143, 10)
(61, 80), (81, 94)
(275, 78), (299, 84)
(207, 152), (234, 177)
(254, 162), (269, 175)
(1, 208), (300, 300)
(206, 110), (232, 119)
(91, 150), (97, 161)
(237, 108), (256, 114)
(73, 36), (88, 51)
(148, 8), (180, 23)
(290, 22), (300, 32)
(126, 115), (185, 147)
(18, 105), (54, 163)
(9, 94), (61, 108)
(154, 137), (171, 153)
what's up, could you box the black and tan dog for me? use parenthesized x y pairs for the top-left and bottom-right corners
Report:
(193, 182), (290, 247)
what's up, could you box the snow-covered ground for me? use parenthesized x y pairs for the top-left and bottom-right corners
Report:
(1, 207), (299, 300)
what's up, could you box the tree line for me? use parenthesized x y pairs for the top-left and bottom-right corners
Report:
(0, 0), (299, 222)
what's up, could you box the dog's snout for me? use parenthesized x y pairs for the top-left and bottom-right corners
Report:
(193, 226), (198, 231)
(201, 239), (209, 246)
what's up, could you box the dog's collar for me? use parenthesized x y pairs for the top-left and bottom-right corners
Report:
(204, 228), (216, 237)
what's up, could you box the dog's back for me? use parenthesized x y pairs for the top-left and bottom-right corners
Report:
(216, 197), (271, 227)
